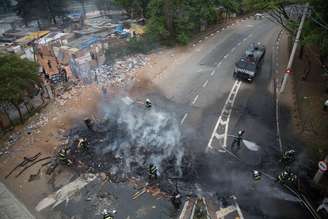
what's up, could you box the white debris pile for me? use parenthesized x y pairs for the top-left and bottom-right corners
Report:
(6, 131), (21, 145)
(25, 113), (49, 134)
(55, 84), (83, 106)
(92, 54), (149, 87)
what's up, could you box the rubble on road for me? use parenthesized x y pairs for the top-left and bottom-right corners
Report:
(91, 54), (149, 87)
(7, 132), (21, 145)
(26, 114), (49, 132)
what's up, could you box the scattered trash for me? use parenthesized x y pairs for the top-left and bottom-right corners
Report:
(7, 132), (21, 145)
(90, 54), (149, 87)
(5, 153), (42, 178)
(28, 168), (42, 182)
(15, 156), (52, 178)
(35, 173), (97, 211)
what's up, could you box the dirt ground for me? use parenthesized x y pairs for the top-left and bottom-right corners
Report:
(292, 48), (328, 155)
(0, 16), (249, 216)
(0, 43), (191, 216)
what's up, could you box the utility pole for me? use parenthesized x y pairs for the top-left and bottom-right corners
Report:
(280, 3), (309, 93)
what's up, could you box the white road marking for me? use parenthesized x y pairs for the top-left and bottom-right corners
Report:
(207, 80), (242, 151)
(224, 54), (229, 59)
(231, 47), (236, 52)
(243, 38), (247, 42)
(222, 28), (225, 30)
(210, 70), (216, 76)
(276, 88), (283, 152)
(180, 113), (188, 125)
(238, 42), (241, 46)
(192, 94), (199, 105)
(202, 80), (209, 87)
(217, 30), (220, 33)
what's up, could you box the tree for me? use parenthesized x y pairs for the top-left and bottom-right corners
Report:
(145, 0), (218, 44)
(303, 0), (328, 63)
(0, 53), (40, 123)
(96, 0), (112, 17)
(242, 0), (306, 33)
(114, 0), (150, 18)
(16, 0), (67, 27)
(0, 0), (12, 13)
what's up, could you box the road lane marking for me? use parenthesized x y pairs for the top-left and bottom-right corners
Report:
(202, 80), (209, 87)
(231, 47), (236, 52)
(238, 42), (241, 46)
(224, 54), (229, 59)
(210, 70), (216, 76)
(192, 94), (199, 105)
(180, 113), (188, 125)
(207, 80), (242, 151)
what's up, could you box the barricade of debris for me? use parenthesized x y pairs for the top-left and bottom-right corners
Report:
(92, 54), (149, 87)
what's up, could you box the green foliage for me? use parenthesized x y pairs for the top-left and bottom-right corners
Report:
(303, 0), (328, 60)
(0, 53), (40, 121)
(15, 0), (67, 25)
(114, 0), (150, 17)
(144, 0), (227, 45)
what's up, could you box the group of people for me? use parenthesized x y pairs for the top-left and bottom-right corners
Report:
(230, 130), (298, 185)
(56, 137), (90, 166)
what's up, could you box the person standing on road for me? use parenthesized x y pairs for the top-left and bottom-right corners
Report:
(231, 130), (245, 154)
(280, 149), (296, 165)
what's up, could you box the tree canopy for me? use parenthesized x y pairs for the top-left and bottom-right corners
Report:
(0, 53), (40, 122)
(15, 0), (68, 26)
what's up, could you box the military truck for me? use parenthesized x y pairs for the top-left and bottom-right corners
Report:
(233, 42), (265, 82)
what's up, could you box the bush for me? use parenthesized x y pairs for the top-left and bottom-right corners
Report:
(176, 32), (190, 45)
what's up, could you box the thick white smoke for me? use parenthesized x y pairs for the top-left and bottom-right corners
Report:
(101, 96), (184, 176)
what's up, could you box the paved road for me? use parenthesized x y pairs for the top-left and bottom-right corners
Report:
(145, 16), (311, 218)
(0, 182), (35, 219)
(28, 16), (312, 218)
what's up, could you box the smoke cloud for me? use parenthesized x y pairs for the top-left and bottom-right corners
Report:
(100, 96), (184, 176)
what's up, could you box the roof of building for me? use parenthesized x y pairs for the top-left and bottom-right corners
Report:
(16, 31), (49, 45)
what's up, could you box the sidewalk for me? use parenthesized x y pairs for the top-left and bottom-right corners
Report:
(0, 182), (35, 219)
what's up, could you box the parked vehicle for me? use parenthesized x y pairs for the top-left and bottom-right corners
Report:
(233, 42), (265, 82)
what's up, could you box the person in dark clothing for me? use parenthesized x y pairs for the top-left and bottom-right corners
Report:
(57, 148), (72, 166)
(280, 149), (296, 165)
(231, 130), (245, 154)
(145, 99), (152, 108)
(171, 191), (182, 210)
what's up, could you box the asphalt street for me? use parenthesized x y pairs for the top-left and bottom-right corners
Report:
(6, 16), (313, 219)
(144, 16), (312, 218)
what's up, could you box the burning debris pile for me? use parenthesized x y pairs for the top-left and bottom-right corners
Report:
(91, 54), (149, 87)
(57, 96), (193, 185)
